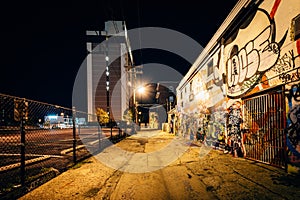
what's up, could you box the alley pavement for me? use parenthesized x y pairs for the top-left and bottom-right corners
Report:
(19, 130), (300, 200)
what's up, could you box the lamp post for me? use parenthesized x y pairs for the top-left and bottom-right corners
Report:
(133, 86), (145, 124)
(133, 88), (137, 124)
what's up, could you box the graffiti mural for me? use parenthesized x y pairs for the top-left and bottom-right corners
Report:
(272, 49), (300, 84)
(179, 114), (197, 139)
(286, 105), (300, 155)
(227, 101), (245, 157)
(286, 84), (300, 169)
(227, 101), (242, 135)
(225, 8), (288, 98)
(273, 50), (298, 73)
(174, 0), (300, 173)
(223, 0), (300, 168)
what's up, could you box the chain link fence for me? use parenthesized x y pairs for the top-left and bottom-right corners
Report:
(0, 93), (129, 199)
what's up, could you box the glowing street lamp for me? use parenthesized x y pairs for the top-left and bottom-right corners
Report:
(133, 86), (145, 123)
(138, 86), (145, 94)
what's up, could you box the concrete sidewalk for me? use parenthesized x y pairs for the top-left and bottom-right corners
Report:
(19, 131), (300, 200)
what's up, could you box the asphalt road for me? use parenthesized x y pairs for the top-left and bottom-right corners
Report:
(0, 126), (122, 160)
(0, 125), (125, 198)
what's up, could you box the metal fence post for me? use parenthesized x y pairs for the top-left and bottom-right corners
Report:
(72, 107), (77, 163)
(20, 99), (26, 187)
(20, 116), (26, 187)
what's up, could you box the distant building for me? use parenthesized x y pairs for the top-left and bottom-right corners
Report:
(84, 21), (133, 122)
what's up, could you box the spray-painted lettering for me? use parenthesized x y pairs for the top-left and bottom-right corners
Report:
(227, 25), (280, 91)
(272, 50), (295, 74)
(279, 68), (300, 83)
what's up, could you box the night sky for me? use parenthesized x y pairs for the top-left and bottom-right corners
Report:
(0, 0), (237, 108)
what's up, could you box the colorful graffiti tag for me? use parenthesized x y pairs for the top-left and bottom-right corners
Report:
(227, 101), (245, 157)
(272, 50), (300, 83)
(223, 0), (300, 168)
(286, 84), (300, 167)
(226, 8), (287, 98)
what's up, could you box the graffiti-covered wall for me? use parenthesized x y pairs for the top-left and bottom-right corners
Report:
(176, 47), (227, 142)
(177, 0), (300, 171)
(224, 0), (300, 98)
(223, 0), (300, 171)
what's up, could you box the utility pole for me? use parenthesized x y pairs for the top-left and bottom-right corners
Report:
(130, 65), (143, 124)
(101, 26), (112, 137)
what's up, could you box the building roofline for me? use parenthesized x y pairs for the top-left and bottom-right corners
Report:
(177, 0), (260, 90)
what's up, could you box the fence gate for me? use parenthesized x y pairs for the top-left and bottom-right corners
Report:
(243, 86), (286, 169)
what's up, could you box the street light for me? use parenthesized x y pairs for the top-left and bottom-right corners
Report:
(133, 86), (145, 124)
(138, 86), (145, 94)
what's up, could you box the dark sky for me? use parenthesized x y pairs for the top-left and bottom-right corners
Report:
(0, 0), (237, 108)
